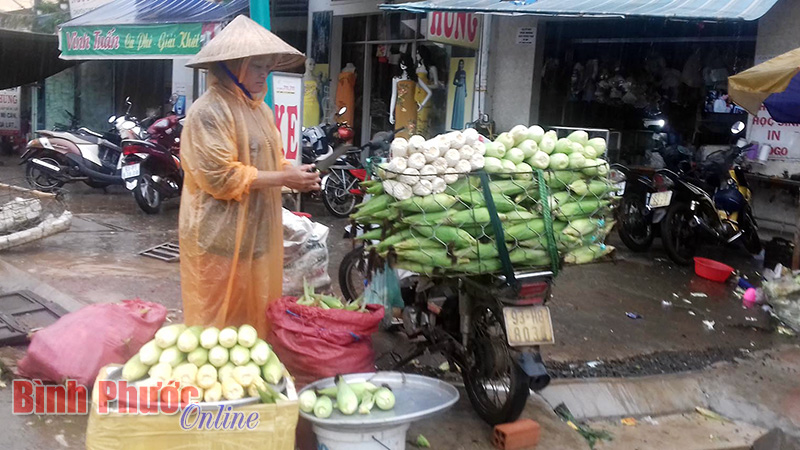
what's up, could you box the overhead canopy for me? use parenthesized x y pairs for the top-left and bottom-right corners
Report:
(729, 48), (800, 123)
(0, 28), (75, 90)
(381, 0), (780, 21)
(59, 0), (249, 60)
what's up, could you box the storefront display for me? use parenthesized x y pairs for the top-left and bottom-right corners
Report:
(335, 64), (356, 127)
(303, 59), (322, 127)
(447, 57), (475, 131)
(389, 56), (430, 138)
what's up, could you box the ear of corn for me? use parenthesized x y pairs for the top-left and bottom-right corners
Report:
(459, 192), (518, 213)
(563, 218), (602, 237)
(544, 170), (584, 190)
(395, 260), (437, 274)
(394, 249), (463, 267)
(356, 228), (384, 241)
(412, 225), (476, 249)
(392, 237), (446, 251)
(508, 247), (550, 265)
(122, 354), (148, 381)
(396, 194), (459, 213)
(554, 200), (611, 219)
(461, 259), (504, 274)
(568, 179), (615, 197)
(351, 194), (392, 218)
(504, 220), (546, 242)
(444, 207), (505, 226)
(455, 242), (501, 259)
(400, 209), (457, 226)
(488, 179), (537, 196)
(564, 244), (615, 264)
(503, 210), (540, 222)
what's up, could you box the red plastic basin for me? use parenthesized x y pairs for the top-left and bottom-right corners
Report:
(694, 257), (734, 282)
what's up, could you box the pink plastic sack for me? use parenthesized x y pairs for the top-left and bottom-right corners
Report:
(267, 296), (384, 388)
(17, 300), (167, 386)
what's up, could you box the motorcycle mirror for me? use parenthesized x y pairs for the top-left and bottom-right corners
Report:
(108, 115), (117, 124)
(731, 121), (745, 135)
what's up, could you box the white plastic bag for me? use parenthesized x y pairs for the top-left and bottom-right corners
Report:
(282, 216), (331, 296)
(282, 208), (314, 266)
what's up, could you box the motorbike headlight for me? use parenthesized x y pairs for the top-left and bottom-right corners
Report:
(608, 169), (626, 184)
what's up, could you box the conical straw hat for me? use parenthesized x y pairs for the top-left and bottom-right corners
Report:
(187, 15), (305, 71)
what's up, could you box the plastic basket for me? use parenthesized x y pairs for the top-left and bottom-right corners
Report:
(694, 257), (734, 282)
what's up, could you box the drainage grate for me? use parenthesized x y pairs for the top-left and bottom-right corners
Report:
(139, 242), (180, 262)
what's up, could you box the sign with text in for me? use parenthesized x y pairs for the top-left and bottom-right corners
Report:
(427, 12), (482, 49)
(68, 0), (113, 18)
(272, 73), (303, 166)
(0, 87), (21, 136)
(59, 24), (205, 59)
(748, 105), (800, 164)
(517, 27), (536, 45)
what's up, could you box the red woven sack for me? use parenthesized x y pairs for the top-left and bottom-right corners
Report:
(266, 296), (384, 387)
(17, 300), (167, 386)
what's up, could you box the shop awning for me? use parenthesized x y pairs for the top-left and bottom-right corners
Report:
(381, 0), (780, 21)
(59, 0), (249, 60)
(0, 28), (75, 90)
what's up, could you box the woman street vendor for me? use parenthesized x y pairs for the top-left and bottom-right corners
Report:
(179, 16), (319, 337)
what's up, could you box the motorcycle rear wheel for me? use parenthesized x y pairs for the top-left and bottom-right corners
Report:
(661, 202), (697, 265)
(322, 171), (359, 218)
(339, 246), (368, 302)
(617, 195), (655, 252)
(134, 176), (162, 214)
(25, 152), (66, 192)
(461, 304), (530, 426)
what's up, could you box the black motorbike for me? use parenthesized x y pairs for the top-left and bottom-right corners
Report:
(611, 164), (664, 252)
(656, 122), (761, 265)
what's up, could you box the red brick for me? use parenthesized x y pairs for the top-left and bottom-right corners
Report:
(493, 419), (541, 450)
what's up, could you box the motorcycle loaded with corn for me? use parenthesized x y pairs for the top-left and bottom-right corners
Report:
(341, 125), (619, 425)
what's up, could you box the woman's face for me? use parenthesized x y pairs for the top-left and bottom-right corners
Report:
(458, 60), (465, 70)
(242, 57), (270, 94)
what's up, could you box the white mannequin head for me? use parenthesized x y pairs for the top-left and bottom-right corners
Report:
(305, 58), (316, 74)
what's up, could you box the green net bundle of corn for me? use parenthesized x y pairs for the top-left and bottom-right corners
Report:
(351, 125), (618, 276)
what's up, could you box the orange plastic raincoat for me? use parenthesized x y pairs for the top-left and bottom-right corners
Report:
(179, 58), (290, 337)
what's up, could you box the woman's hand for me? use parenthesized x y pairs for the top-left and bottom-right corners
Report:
(283, 164), (321, 192)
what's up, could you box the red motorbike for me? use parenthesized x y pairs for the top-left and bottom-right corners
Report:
(317, 129), (394, 218)
(120, 113), (183, 214)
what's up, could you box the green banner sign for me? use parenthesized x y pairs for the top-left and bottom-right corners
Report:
(60, 23), (204, 59)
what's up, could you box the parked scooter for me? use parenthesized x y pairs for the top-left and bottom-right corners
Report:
(316, 123), (392, 218)
(21, 98), (142, 192)
(611, 165), (667, 252)
(301, 106), (353, 165)
(656, 121), (761, 265)
(120, 107), (184, 214)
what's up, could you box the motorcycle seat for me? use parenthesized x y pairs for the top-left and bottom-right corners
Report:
(41, 130), (102, 145)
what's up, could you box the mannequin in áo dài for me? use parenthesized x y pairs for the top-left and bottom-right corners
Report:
(390, 54), (431, 139)
(335, 62), (356, 128)
(415, 47), (439, 138)
(303, 58), (321, 127)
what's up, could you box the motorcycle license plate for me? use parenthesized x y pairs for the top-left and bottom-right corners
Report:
(648, 191), (673, 208)
(121, 163), (140, 180)
(502, 306), (554, 346)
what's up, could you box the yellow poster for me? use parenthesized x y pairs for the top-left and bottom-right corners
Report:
(446, 57), (475, 131)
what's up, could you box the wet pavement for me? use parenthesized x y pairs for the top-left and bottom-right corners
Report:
(0, 154), (797, 448)
(0, 152), (794, 365)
